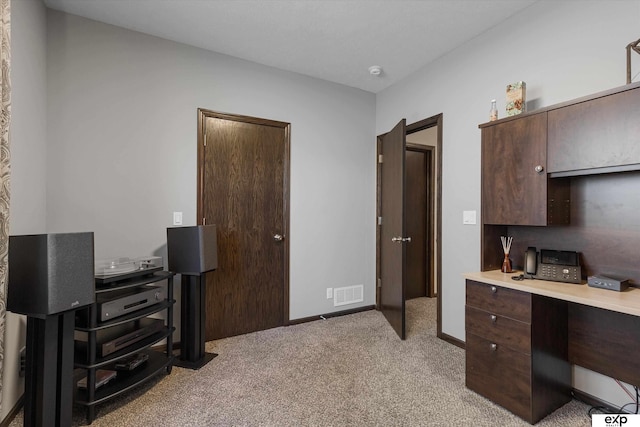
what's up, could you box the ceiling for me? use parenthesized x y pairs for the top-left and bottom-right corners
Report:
(43, 0), (539, 93)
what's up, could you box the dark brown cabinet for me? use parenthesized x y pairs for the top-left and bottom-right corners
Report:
(473, 82), (640, 422)
(465, 280), (571, 424)
(481, 112), (569, 226)
(548, 85), (640, 176)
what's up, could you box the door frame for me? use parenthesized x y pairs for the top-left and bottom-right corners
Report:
(376, 113), (444, 340)
(406, 143), (435, 298)
(196, 108), (291, 329)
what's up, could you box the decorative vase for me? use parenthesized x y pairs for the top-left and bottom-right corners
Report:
(501, 253), (512, 273)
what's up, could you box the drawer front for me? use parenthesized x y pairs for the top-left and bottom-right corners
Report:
(466, 305), (531, 354)
(466, 333), (533, 422)
(466, 280), (531, 322)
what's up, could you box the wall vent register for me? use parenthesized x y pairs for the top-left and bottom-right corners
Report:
(334, 284), (364, 307)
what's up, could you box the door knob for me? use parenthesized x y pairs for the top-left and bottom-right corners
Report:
(273, 234), (284, 241)
(534, 165), (544, 173)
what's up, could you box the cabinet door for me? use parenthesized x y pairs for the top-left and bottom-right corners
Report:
(482, 113), (549, 225)
(548, 87), (640, 174)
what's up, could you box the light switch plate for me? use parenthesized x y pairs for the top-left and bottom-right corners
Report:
(463, 210), (477, 225)
(173, 212), (183, 226)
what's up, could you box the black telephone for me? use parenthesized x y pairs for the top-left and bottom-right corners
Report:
(522, 247), (582, 284)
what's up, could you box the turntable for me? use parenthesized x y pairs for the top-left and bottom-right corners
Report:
(95, 256), (163, 285)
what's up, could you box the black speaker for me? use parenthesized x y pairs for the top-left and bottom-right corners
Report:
(167, 225), (217, 274)
(8, 232), (95, 318)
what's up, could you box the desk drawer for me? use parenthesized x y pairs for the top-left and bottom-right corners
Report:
(466, 280), (531, 322)
(465, 305), (531, 354)
(466, 333), (532, 422)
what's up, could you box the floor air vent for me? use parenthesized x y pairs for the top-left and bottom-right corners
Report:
(334, 285), (364, 307)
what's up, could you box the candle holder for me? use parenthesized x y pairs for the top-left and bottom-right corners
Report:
(500, 236), (513, 273)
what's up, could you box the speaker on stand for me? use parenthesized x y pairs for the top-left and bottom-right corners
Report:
(7, 232), (95, 427)
(167, 225), (218, 370)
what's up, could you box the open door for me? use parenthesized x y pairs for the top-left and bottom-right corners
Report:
(380, 119), (407, 339)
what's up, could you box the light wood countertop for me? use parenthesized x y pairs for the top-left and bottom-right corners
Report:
(463, 270), (640, 317)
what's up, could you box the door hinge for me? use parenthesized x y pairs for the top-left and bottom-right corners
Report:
(203, 133), (207, 147)
(377, 278), (382, 288)
(378, 154), (383, 164)
(377, 216), (383, 225)
(203, 217), (206, 225)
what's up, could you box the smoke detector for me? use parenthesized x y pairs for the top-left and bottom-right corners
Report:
(368, 65), (383, 76)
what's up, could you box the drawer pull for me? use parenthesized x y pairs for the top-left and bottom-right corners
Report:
(490, 286), (497, 293)
(490, 314), (497, 323)
(490, 343), (498, 351)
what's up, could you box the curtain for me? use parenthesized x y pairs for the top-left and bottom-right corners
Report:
(0, 0), (10, 412)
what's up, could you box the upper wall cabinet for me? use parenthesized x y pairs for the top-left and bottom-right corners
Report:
(548, 84), (640, 176)
(481, 113), (570, 226)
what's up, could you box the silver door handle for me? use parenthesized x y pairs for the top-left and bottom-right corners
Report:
(273, 234), (284, 241)
(391, 237), (412, 243)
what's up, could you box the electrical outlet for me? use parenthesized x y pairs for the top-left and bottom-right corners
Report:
(19, 346), (26, 377)
(326, 288), (333, 299)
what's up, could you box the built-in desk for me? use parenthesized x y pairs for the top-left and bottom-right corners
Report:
(463, 270), (640, 424)
(464, 270), (640, 316)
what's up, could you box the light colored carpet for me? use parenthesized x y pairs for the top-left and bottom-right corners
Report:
(10, 298), (592, 426)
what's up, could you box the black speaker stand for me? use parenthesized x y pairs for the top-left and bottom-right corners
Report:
(24, 311), (75, 427)
(174, 273), (217, 369)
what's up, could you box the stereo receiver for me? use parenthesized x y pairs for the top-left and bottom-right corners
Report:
(98, 286), (166, 321)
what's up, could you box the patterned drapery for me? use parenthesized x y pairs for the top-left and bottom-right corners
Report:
(0, 0), (11, 411)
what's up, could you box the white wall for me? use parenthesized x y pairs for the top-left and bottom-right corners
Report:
(45, 10), (376, 322)
(376, 0), (640, 409)
(2, 0), (48, 419)
(3, 4), (376, 421)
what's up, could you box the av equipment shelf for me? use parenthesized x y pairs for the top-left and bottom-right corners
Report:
(74, 269), (175, 424)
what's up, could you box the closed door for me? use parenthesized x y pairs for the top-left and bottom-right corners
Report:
(197, 109), (290, 340)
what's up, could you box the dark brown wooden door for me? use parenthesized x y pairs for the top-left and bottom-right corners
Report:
(380, 119), (406, 339)
(197, 110), (290, 340)
(405, 148), (428, 299)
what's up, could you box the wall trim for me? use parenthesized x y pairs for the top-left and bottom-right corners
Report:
(288, 305), (375, 325)
(571, 388), (630, 414)
(438, 332), (465, 349)
(0, 395), (24, 427)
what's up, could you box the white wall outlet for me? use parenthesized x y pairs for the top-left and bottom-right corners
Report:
(173, 211), (183, 225)
(326, 288), (333, 299)
(463, 210), (477, 225)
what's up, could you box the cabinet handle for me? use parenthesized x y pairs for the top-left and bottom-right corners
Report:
(534, 165), (544, 173)
(490, 343), (498, 351)
(490, 314), (497, 323)
(490, 286), (497, 293)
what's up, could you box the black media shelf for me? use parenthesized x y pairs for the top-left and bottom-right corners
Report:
(74, 350), (172, 406)
(75, 327), (175, 369)
(75, 300), (175, 331)
(95, 269), (172, 292)
(74, 270), (175, 424)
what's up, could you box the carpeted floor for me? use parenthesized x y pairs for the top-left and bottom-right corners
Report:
(10, 298), (592, 426)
